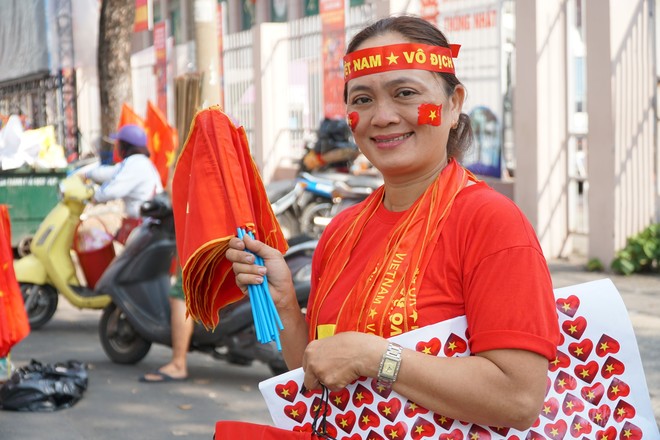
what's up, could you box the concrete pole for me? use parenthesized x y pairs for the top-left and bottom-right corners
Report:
(193, 0), (221, 107)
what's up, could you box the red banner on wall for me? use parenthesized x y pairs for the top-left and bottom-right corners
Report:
(134, 0), (150, 33)
(320, 0), (345, 119)
(153, 21), (167, 118)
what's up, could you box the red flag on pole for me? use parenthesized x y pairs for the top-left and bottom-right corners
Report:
(145, 100), (176, 188)
(113, 103), (145, 164)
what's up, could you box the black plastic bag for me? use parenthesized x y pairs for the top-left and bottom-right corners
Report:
(0, 359), (88, 411)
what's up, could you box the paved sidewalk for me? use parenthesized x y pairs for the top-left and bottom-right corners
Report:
(548, 259), (660, 425)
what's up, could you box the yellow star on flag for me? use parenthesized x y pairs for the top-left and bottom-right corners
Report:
(447, 342), (457, 351)
(543, 405), (551, 414)
(574, 347), (584, 356)
(600, 342), (609, 351)
(422, 346), (432, 355)
(605, 364), (615, 373)
(573, 422), (583, 431)
(382, 406), (392, 415)
(334, 396), (343, 405)
(562, 302), (572, 312)
(623, 429), (633, 438)
(415, 426), (425, 434)
(428, 110), (437, 120)
(280, 389), (290, 397)
(290, 409), (299, 418)
(470, 433), (480, 440)
(617, 408), (626, 416)
(362, 415), (371, 424)
(368, 308), (377, 319)
(586, 390), (596, 400)
(580, 368), (591, 378)
(339, 419), (348, 428)
(386, 52), (399, 64)
(610, 385), (620, 395)
(565, 401), (574, 410)
(568, 324), (578, 334)
(388, 429), (399, 439)
(355, 392), (364, 401)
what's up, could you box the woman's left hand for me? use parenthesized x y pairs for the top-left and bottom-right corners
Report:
(302, 332), (388, 392)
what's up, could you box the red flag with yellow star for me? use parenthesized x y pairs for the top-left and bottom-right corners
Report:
(417, 103), (442, 126)
(113, 103), (145, 163)
(145, 100), (177, 188)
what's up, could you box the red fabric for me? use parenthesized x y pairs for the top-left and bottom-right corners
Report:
(172, 106), (287, 328)
(145, 100), (176, 188)
(307, 160), (470, 339)
(308, 181), (559, 361)
(114, 103), (145, 164)
(215, 421), (312, 439)
(0, 205), (30, 357)
(115, 217), (143, 245)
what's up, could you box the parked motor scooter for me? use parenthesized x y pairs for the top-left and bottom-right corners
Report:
(97, 193), (315, 375)
(13, 174), (114, 329)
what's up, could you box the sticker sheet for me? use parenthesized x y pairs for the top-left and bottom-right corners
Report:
(259, 279), (659, 439)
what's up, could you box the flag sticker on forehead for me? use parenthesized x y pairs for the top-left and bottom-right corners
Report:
(171, 106), (288, 328)
(343, 43), (461, 82)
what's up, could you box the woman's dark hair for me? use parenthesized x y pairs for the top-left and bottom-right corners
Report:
(344, 15), (473, 160)
(118, 140), (150, 159)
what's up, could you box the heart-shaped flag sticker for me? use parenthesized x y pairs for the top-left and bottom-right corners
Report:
(404, 399), (429, 418)
(581, 382), (605, 406)
(335, 410), (356, 434)
(543, 420), (568, 440)
(607, 377), (631, 400)
(595, 426), (617, 440)
(411, 416), (436, 439)
(588, 403), (611, 427)
(601, 356), (625, 379)
(370, 377), (393, 399)
(548, 350), (571, 372)
(383, 421), (408, 440)
(573, 360), (599, 384)
(432, 413), (454, 430)
(365, 430), (384, 440)
(329, 388), (350, 411)
(443, 333), (468, 357)
(613, 399), (636, 422)
(352, 384), (374, 407)
(569, 414), (592, 437)
(357, 407), (380, 430)
(556, 295), (580, 317)
(439, 428), (464, 440)
(561, 316), (587, 340)
(596, 334), (620, 357)
(540, 397), (559, 420)
(554, 371), (577, 394)
(568, 338), (593, 361)
(620, 421), (643, 440)
(310, 396), (332, 418)
(561, 393), (585, 416)
(284, 401), (307, 423)
(416, 337), (441, 356)
(467, 425), (491, 440)
(275, 380), (298, 402)
(377, 397), (402, 422)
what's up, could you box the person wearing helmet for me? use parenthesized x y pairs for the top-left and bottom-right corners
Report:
(302, 117), (360, 172)
(84, 124), (164, 244)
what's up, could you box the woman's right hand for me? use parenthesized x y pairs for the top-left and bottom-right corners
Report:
(226, 234), (297, 310)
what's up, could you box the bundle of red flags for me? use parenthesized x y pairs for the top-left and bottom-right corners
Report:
(0, 205), (30, 358)
(171, 106), (287, 328)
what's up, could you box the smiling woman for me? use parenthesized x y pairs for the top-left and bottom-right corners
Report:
(226, 14), (560, 433)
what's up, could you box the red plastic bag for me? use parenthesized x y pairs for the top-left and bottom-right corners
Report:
(215, 421), (311, 440)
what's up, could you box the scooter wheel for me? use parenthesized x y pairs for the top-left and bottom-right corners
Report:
(20, 283), (58, 330)
(99, 303), (152, 364)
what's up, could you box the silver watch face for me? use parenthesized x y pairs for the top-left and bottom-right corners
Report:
(381, 358), (398, 380)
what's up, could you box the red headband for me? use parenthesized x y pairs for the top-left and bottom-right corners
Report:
(343, 43), (461, 82)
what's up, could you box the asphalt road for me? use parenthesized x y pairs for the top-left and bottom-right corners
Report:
(1, 261), (658, 439)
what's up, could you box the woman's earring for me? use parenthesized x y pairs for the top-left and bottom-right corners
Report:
(451, 120), (459, 130)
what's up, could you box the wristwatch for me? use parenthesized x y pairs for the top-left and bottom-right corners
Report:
(377, 343), (403, 389)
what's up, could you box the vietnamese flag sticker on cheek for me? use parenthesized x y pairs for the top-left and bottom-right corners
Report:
(347, 112), (359, 131)
(418, 103), (442, 126)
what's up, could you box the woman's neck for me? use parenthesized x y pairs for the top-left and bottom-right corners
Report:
(382, 161), (448, 212)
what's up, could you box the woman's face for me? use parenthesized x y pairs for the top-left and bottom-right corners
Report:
(346, 32), (464, 181)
